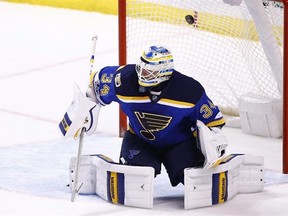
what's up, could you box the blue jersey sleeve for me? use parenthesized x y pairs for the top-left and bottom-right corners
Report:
(97, 66), (119, 105)
(194, 91), (225, 128)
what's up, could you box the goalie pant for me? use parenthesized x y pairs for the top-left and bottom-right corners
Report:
(69, 154), (264, 209)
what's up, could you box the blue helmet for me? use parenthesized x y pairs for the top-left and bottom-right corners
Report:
(136, 46), (174, 87)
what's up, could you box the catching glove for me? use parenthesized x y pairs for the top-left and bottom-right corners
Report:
(196, 120), (228, 169)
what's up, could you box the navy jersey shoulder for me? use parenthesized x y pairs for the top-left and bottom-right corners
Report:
(97, 64), (142, 104)
(113, 64), (144, 97)
(162, 70), (205, 105)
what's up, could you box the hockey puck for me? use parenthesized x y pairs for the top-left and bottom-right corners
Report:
(185, 15), (195, 25)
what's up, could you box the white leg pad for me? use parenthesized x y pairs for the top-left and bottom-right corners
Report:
(69, 155), (96, 194)
(69, 154), (154, 208)
(184, 154), (264, 209)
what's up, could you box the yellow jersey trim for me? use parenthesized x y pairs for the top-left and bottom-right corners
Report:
(116, 95), (195, 108)
(116, 95), (150, 103)
(206, 118), (226, 127)
(158, 98), (195, 108)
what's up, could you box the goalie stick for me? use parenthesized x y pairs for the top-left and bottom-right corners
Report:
(71, 35), (98, 202)
(71, 127), (85, 202)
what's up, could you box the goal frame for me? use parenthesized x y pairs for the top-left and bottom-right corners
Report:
(118, 0), (288, 174)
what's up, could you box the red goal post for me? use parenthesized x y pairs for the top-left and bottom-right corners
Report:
(118, 0), (288, 173)
(282, 0), (288, 174)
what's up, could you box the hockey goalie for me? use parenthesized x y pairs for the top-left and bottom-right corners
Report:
(59, 45), (264, 209)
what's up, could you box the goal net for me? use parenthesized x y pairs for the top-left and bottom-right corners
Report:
(119, 0), (284, 123)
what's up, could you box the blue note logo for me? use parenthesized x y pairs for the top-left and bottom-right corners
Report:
(128, 150), (140, 159)
(134, 112), (172, 140)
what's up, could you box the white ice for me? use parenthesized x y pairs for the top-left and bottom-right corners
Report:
(0, 1), (288, 215)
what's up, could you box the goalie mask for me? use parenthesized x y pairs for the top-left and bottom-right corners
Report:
(136, 46), (174, 87)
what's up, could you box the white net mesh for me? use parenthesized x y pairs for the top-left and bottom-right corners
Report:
(125, 0), (284, 116)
